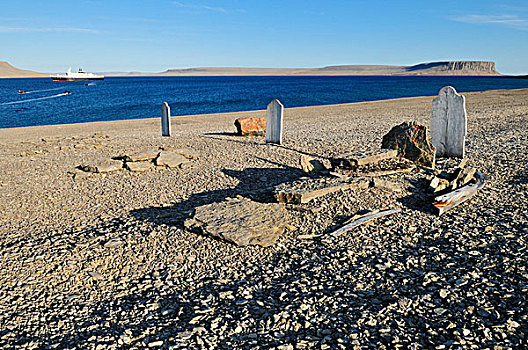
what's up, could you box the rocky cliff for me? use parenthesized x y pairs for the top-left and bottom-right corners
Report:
(406, 61), (498, 75)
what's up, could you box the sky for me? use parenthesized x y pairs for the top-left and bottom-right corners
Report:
(1, 0), (527, 74)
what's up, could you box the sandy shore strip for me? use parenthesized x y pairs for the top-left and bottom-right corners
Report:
(0, 88), (527, 349)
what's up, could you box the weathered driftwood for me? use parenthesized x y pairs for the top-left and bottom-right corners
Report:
(358, 167), (414, 177)
(332, 149), (398, 169)
(328, 208), (402, 237)
(433, 171), (486, 215)
(328, 167), (414, 180)
(275, 178), (369, 204)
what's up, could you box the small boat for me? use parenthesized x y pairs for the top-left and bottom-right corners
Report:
(18, 89), (26, 94)
(51, 68), (104, 81)
(64, 90), (72, 95)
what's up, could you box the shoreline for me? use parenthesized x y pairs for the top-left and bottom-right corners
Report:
(2, 87), (528, 134)
(1, 73), (518, 79)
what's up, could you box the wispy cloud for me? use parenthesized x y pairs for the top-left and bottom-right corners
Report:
(451, 14), (528, 31)
(0, 26), (99, 33)
(172, 1), (244, 13)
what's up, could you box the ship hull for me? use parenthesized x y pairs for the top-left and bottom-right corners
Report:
(52, 77), (104, 81)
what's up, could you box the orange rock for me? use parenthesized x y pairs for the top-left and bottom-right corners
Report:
(234, 117), (266, 136)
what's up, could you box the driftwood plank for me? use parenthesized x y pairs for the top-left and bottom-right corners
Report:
(329, 208), (401, 237)
(359, 167), (414, 177)
(275, 178), (369, 204)
(433, 171), (486, 215)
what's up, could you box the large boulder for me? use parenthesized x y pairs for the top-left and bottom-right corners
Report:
(234, 117), (266, 136)
(381, 121), (436, 168)
(184, 197), (287, 247)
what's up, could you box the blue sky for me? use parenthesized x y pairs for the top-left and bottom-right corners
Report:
(1, 0), (527, 74)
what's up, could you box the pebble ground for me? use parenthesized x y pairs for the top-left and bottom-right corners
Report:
(0, 89), (527, 349)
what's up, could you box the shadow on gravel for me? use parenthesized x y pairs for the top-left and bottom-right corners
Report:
(131, 165), (305, 229)
(396, 178), (436, 214)
(511, 168), (527, 185)
(202, 134), (325, 159)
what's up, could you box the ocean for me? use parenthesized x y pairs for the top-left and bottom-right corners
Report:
(1, 75), (528, 129)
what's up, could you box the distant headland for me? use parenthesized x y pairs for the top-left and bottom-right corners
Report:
(0, 60), (503, 78)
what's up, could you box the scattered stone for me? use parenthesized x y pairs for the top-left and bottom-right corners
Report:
(87, 271), (103, 280)
(125, 161), (154, 172)
(431, 86), (467, 158)
(371, 178), (403, 193)
(381, 121), (436, 168)
(184, 197), (287, 247)
(77, 165), (97, 173)
(148, 340), (164, 348)
(299, 155), (327, 176)
(234, 117), (266, 136)
(155, 151), (190, 168)
(104, 239), (123, 248)
(124, 151), (160, 162)
(78, 160), (123, 173)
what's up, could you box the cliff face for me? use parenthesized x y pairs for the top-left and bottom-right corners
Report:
(406, 61), (498, 75)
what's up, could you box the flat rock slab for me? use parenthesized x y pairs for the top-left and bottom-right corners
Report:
(275, 178), (369, 204)
(331, 149), (398, 169)
(174, 148), (199, 160)
(79, 160), (123, 173)
(184, 197), (287, 247)
(234, 117), (266, 136)
(124, 151), (160, 162)
(125, 161), (154, 172)
(155, 151), (191, 168)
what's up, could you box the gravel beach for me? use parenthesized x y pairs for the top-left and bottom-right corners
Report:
(0, 88), (527, 349)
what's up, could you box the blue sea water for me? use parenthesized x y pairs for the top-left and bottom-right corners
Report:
(1, 76), (528, 129)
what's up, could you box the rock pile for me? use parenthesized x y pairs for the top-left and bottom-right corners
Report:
(75, 149), (197, 175)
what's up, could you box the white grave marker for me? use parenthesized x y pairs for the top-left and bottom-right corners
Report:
(266, 99), (284, 144)
(161, 102), (171, 137)
(431, 86), (466, 158)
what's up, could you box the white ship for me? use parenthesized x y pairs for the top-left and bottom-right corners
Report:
(51, 68), (104, 81)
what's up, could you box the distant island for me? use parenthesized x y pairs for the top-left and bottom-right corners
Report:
(0, 60), (502, 78)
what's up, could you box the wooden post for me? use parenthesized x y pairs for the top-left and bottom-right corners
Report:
(266, 99), (284, 144)
(431, 86), (466, 157)
(161, 102), (171, 137)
